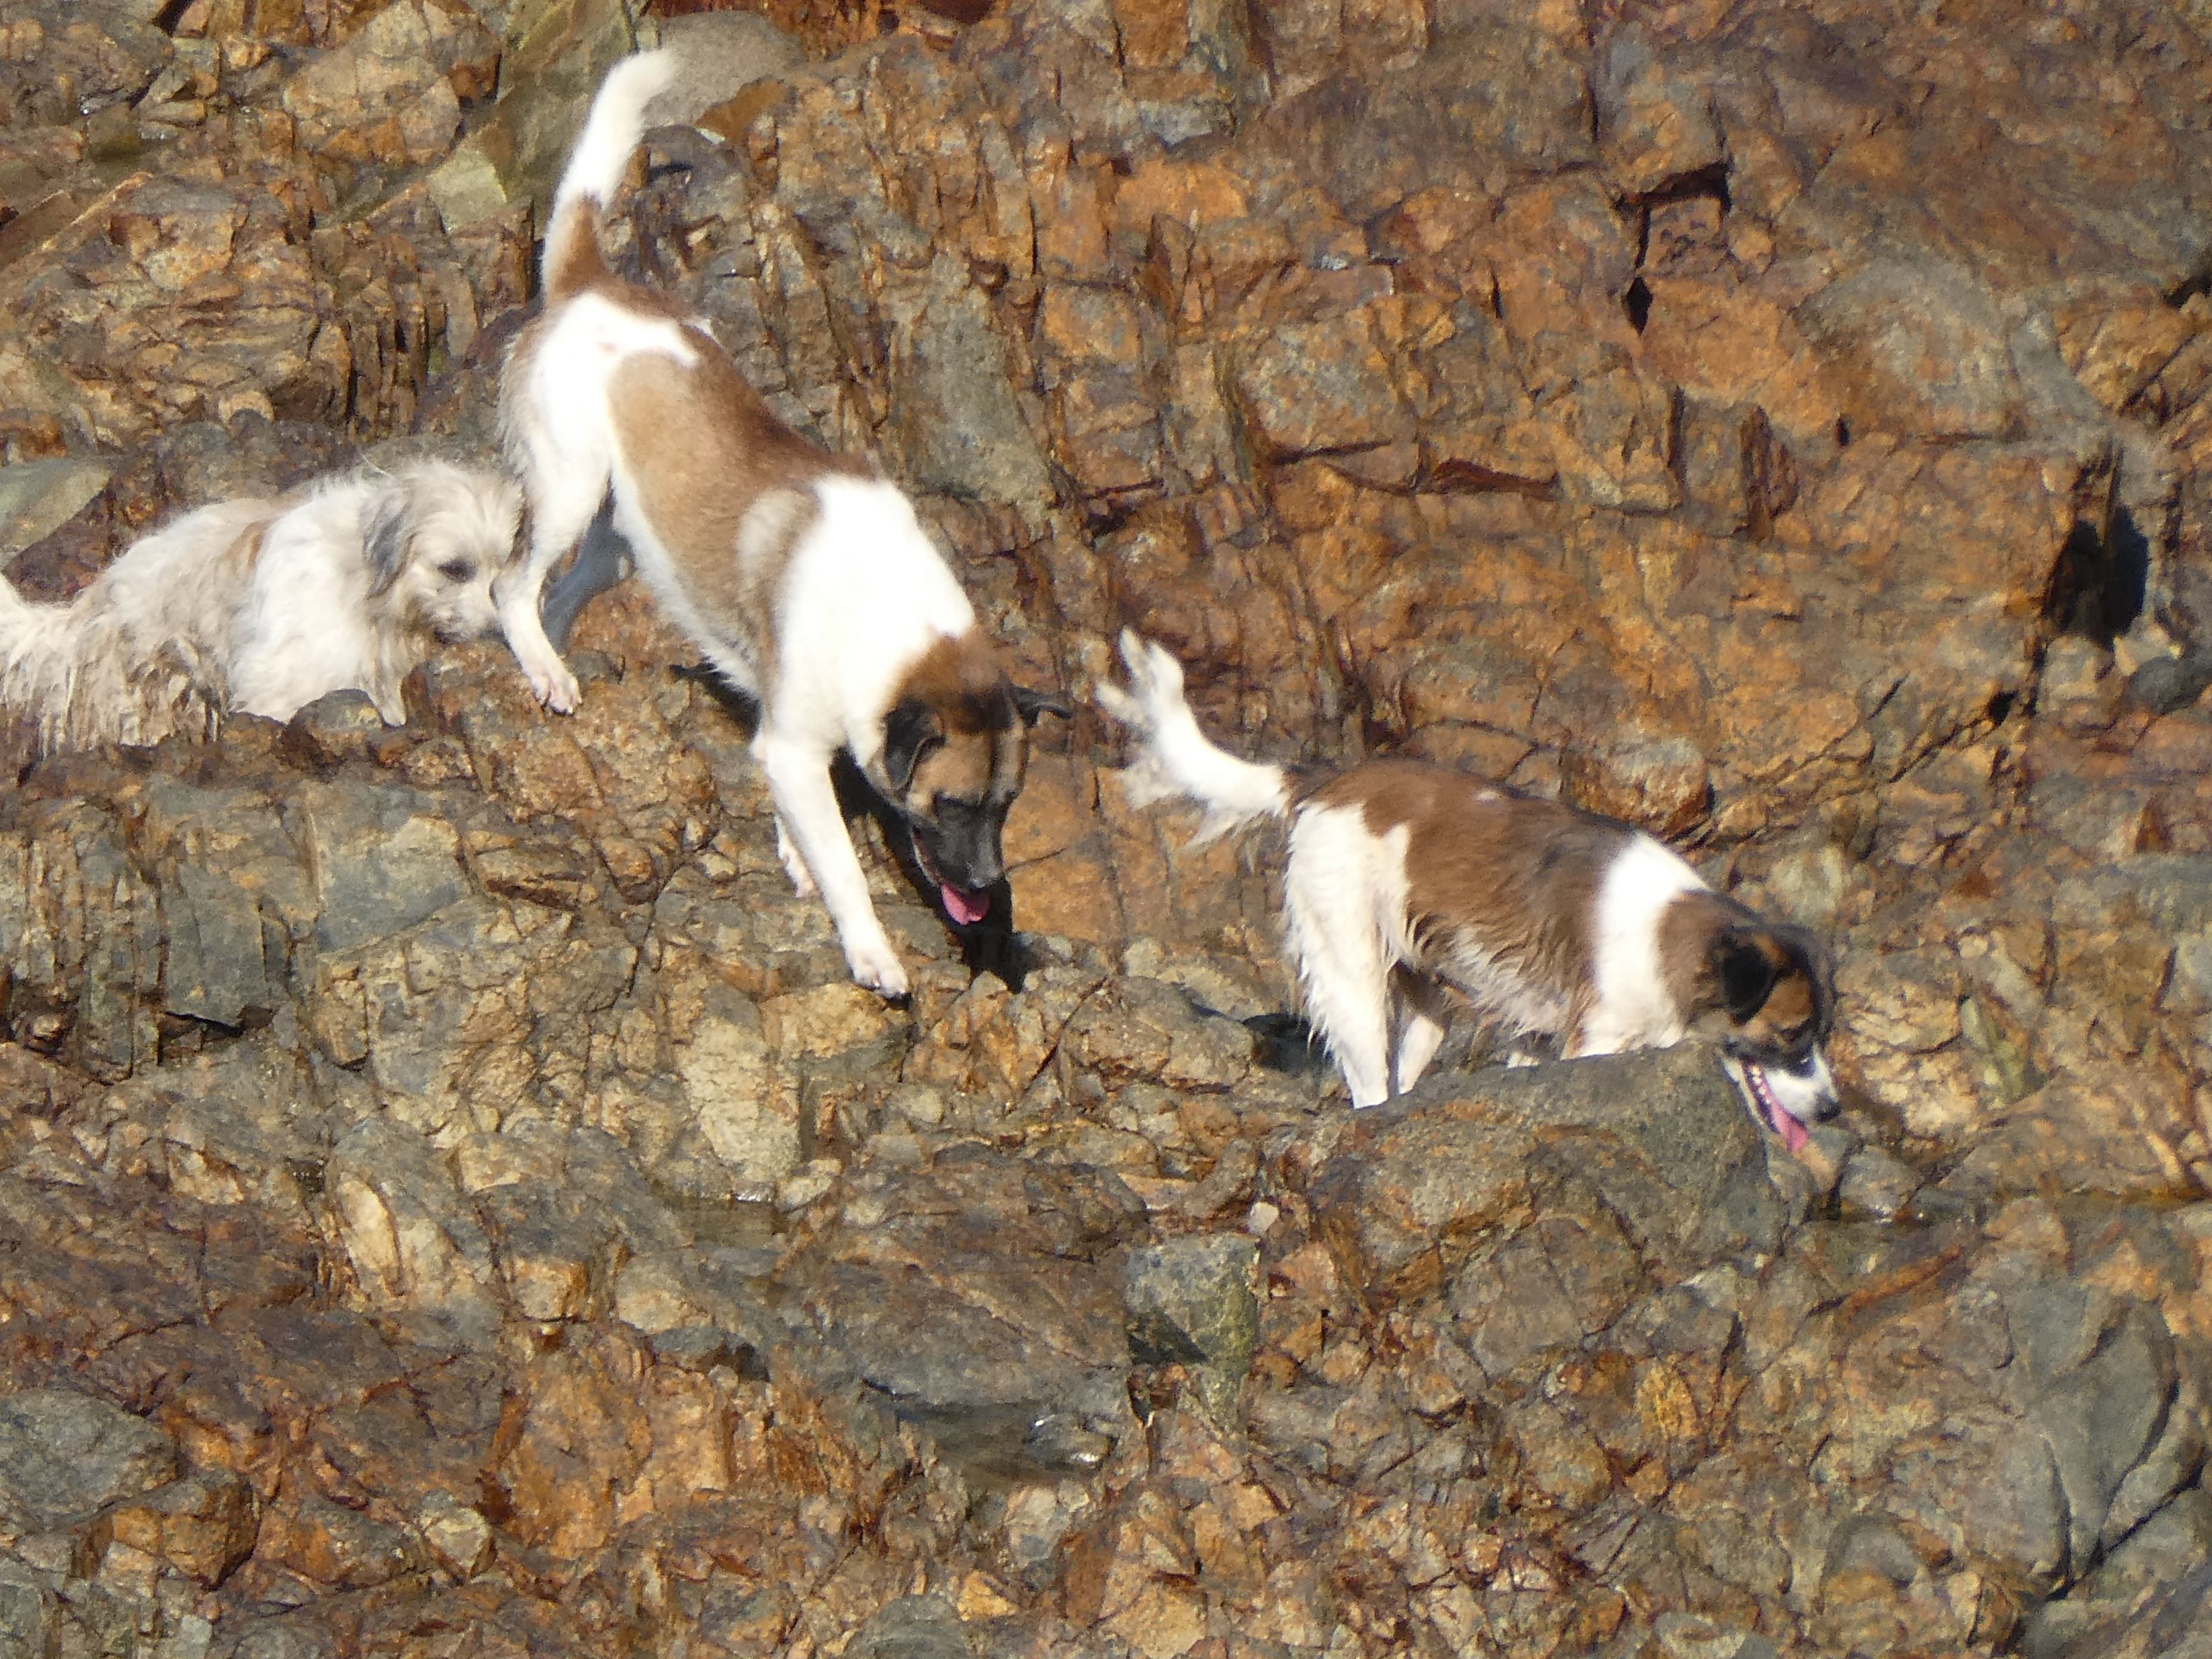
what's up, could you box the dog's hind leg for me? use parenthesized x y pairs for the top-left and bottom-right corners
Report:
(1284, 856), (1393, 1108)
(1295, 927), (1392, 1107)
(1283, 804), (1411, 1108)
(755, 732), (907, 998)
(1391, 968), (1450, 1095)
(539, 496), (631, 653)
(497, 449), (606, 714)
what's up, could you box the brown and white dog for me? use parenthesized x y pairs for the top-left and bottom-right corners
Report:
(496, 51), (1065, 998)
(1098, 633), (1838, 1146)
(0, 459), (521, 754)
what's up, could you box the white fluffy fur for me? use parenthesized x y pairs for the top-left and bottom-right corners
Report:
(0, 461), (521, 755)
(1100, 631), (1832, 1121)
(498, 52), (985, 999)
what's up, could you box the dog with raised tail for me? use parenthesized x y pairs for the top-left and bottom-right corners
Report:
(0, 459), (522, 756)
(1096, 632), (1837, 1147)
(496, 49), (1067, 999)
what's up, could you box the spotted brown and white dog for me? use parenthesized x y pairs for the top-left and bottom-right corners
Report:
(1098, 632), (1838, 1145)
(496, 51), (1065, 998)
(0, 459), (521, 755)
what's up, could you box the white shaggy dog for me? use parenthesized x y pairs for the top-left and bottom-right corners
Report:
(1098, 632), (1838, 1147)
(0, 459), (522, 754)
(495, 51), (1064, 999)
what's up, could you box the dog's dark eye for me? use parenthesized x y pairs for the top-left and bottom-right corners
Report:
(1781, 1052), (1816, 1077)
(437, 559), (476, 583)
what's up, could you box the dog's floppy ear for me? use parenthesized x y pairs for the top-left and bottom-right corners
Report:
(883, 697), (943, 793)
(1714, 931), (1782, 1022)
(1010, 684), (1073, 726)
(362, 481), (411, 598)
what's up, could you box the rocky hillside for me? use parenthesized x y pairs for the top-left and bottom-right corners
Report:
(2, 0), (2212, 1655)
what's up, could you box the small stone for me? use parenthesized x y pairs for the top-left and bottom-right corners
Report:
(844, 1595), (973, 1659)
(415, 1492), (494, 1580)
(1836, 1146), (1924, 1222)
(1022, 1412), (1115, 1475)
(650, 1323), (762, 1375)
(1125, 1234), (1260, 1418)
(1652, 1610), (1776, 1659)
(2042, 636), (2126, 732)
(426, 131), (517, 231)
(260, 1492), (417, 1590)
(774, 1157), (842, 1213)
(0, 1562), (57, 1659)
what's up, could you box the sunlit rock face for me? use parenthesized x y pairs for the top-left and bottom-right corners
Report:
(2, 0), (2212, 1654)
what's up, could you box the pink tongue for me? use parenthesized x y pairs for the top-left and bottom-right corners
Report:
(941, 882), (989, 925)
(1772, 1101), (1810, 1155)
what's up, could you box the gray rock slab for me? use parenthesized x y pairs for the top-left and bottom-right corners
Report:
(0, 458), (110, 563)
(0, 1390), (177, 1531)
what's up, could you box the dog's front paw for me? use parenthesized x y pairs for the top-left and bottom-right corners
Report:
(527, 661), (581, 714)
(846, 937), (910, 1001)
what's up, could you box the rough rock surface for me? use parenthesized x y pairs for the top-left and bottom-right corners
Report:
(2, 0), (2212, 1654)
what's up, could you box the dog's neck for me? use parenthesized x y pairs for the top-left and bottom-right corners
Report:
(895, 629), (1009, 709)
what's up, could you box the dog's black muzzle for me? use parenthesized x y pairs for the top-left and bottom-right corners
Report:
(917, 801), (1006, 894)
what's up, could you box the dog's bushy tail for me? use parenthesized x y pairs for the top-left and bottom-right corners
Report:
(542, 48), (681, 303)
(1096, 630), (1291, 845)
(0, 560), (224, 754)
(0, 568), (46, 686)
(0, 568), (74, 751)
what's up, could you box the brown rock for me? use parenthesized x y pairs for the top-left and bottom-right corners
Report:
(98, 1470), (258, 1588)
(2, 1), (2212, 1652)
(279, 1), (493, 167)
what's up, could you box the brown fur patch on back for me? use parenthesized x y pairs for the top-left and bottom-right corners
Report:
(1656, 894), (1720, 1012)
(606, 334), (867, 675)
(1306, 759), (1635, 1028)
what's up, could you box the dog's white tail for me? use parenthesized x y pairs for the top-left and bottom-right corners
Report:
(1096, 630), (1291, 844)
(541, 49), (681, 303)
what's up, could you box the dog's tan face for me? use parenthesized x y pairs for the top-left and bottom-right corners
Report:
(1706, 921), (1837, 1144)
(365, 465), (524, 645)
(878, 674), (1068, 926)
(1713, 929), (1825, 1054)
